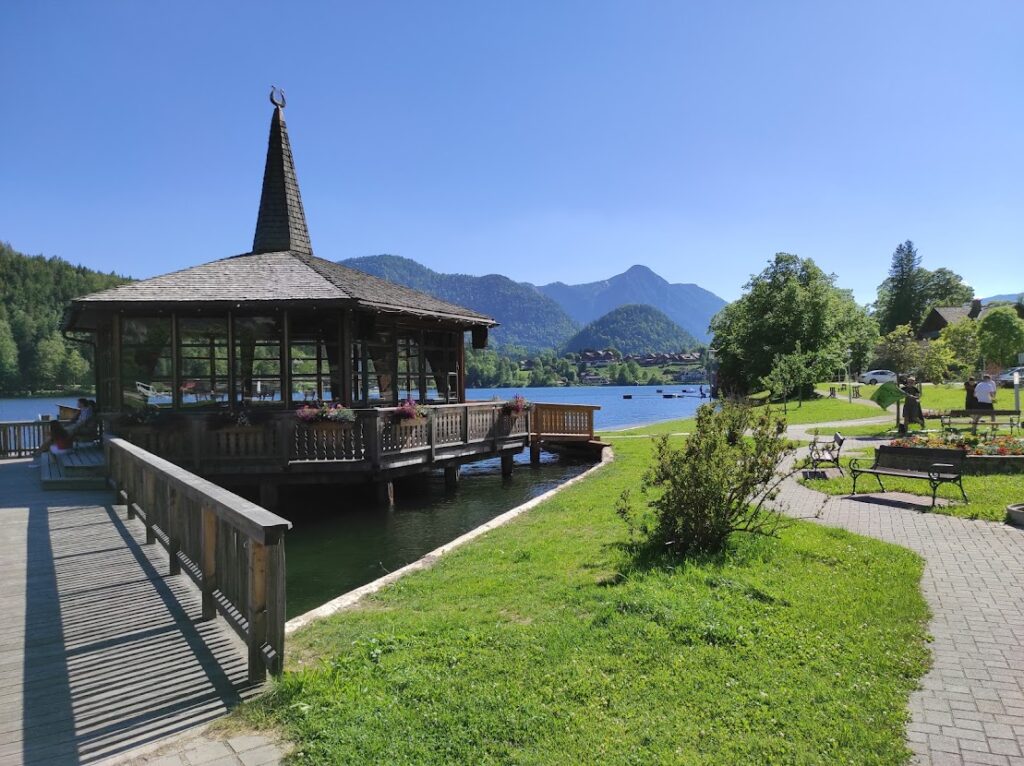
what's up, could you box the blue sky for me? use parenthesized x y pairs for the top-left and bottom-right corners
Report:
(2, 2), (1022, 303)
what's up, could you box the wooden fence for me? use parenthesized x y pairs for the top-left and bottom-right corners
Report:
(530, 403), (599, 442)
(0, 420), (50, 459)
(105, 437), (291, 682)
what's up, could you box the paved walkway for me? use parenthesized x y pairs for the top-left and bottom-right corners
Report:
(781, 431), (1024, 766)
(0, 458), (266, 764)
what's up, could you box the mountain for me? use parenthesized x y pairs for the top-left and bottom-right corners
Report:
(538, 265), (725, 343)
(563, 304), (698, 356)
(0, 241), (131, 393)
(983, 293), (1024, 305)
(340, 255), (579, 351)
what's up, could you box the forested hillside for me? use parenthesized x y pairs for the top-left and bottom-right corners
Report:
(0, 242), (130, 394)
(539, 264), (725, 343)
(341, 255), (579, 351)
(563, 304), (698, 355)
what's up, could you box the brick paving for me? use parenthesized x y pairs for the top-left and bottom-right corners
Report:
(781, 431), (1024, 766)
(115, 729), (286, 766)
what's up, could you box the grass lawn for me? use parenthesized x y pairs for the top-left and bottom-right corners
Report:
(237, 423), (930, 764)
(613, 396), (882, 437)
(809, 420), (943, 438)
(815, 381), (1017, 414)
(799, 457), (1018, 522)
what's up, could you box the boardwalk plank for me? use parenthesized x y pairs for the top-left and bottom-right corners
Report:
(0, 458), (257, 765)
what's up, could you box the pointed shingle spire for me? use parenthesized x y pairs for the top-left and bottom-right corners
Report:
(252, 88), (313, 255)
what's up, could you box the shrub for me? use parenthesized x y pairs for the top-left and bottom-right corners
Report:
(617, 403), (794, 556)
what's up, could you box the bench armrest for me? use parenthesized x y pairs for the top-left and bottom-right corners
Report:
(928, 462), (958, 479)
(848, 457), (864, 472)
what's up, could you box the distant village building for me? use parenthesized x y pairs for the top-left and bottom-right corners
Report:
(917, 299), (989, 340)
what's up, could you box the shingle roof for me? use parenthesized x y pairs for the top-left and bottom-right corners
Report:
(67, 98), (494, 328)
(72, 250), (495, 324)
(933, 305), (972, 325)
(252, 106), (312, 256)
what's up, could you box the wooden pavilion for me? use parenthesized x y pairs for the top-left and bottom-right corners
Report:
(59, 92), (576, 506)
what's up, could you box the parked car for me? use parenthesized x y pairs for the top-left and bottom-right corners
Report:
(997, 366), (1024, 388)
(857, 369), (897, 385)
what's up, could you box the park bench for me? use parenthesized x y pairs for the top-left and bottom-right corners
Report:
(850, 445), (968, 508)
(940, 409), (1020, 435)
(807, 432), (845, 473)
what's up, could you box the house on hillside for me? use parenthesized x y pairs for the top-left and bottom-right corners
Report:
(917, 299), (988, 340)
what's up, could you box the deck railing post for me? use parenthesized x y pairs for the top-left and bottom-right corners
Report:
(143, 468), (156, 545)
(362, 410), (381, 470)
(461, 404), (469, 444)
(167, 483), (182, 576)
(428, 412), (436, 462)
(277, 416), (293, 466)
(200, 504), (218, 620)
(247, 540), (269, 683)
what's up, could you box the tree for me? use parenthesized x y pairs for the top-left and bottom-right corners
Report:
(875, 324), (924, 376)
(760, 344), (816, 411)
(921, 338), (955, 383)
(615, 403), (793, 557)
(978, 307), (1024, 368)
(31, 332), (67, 390)
(939, 319), (980, 374)
(59, 346), (89, 387)
(0, 317), (18, 392)
(876, 241), (923, 333)
(874, 241), (974, 333)
(710, 253), (878, 393)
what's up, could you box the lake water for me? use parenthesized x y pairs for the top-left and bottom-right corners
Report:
(1, 386), (701, 617)
(0, 385), (705, 430)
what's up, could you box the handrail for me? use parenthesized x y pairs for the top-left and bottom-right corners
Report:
(530, 402), (601, 440)
(105, 436), (291, 682)
(0, 420), (50, 459)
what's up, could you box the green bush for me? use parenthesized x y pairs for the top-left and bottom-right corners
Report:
(618, 403), (794, 556)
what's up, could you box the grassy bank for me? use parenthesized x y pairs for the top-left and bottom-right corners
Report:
(238, 421), (930, 764)
(615, 396), (883, 437)
(800, 457), (1018, 522)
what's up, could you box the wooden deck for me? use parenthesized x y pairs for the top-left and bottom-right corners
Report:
(0, 458), (256, 765)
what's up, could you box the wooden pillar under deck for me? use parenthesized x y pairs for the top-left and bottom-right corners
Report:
(530, 441), (542, 466)
(444, 465), (460, 489)
(501, 452), (514, 478)
(375, 480), (395, 508)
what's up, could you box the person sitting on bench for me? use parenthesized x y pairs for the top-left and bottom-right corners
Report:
(31, 421), (74, 466)
(66, 398), (96, 436)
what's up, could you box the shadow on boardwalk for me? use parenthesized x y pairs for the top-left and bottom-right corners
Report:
(0, 459), (255, 765)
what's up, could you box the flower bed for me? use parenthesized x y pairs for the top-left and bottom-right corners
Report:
(888, 434), (1024, 474)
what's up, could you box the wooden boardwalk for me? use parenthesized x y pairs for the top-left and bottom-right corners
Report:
(0, 458), (256, 765)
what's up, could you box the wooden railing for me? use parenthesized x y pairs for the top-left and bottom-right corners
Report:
(530, 402), (600, 441)
(105, 437), (291, 682)
(0, 420), (50, 458)
(112, 402), (531, 469)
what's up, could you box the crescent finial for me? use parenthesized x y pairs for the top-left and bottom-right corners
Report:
(269, 86), (286, 109)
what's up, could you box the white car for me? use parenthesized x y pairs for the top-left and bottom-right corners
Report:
(997, 367), (1024, 388)
(858, 369), (897, 386)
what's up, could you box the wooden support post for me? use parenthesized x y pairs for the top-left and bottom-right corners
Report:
(247, 540), (269, 683)
(444, 464), (460, 489)
(530, 441), (542, 466)
(167, 484), (181, 576)
(200, 505), (218, 621)
(375, 480), (395, 508)
(143, 470), (156, 545)
(501, 452), (514, 478)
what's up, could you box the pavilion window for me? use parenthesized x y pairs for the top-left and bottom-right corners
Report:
(178, 317), (230, 407)
(233, 315), (283, 406)
(289, 313), (340, 404)
(423, 331), (456, 403)
(351, 325), (396, 406)
(120, 317), (173, 408)
(396, 333), (421, 402)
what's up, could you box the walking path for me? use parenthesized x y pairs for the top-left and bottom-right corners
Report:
(0, 458), (281, 765)
(780, 428), (1024, 766)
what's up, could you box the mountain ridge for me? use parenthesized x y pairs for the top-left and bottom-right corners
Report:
(340, 256), (725, 348)
(563, 304), (698, 356)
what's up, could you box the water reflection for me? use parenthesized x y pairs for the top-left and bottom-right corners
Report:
(282, 452), (589, 618)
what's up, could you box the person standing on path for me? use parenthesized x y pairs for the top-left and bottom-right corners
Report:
(974, 374), (997, 410)
(964, 376), (978, 409)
